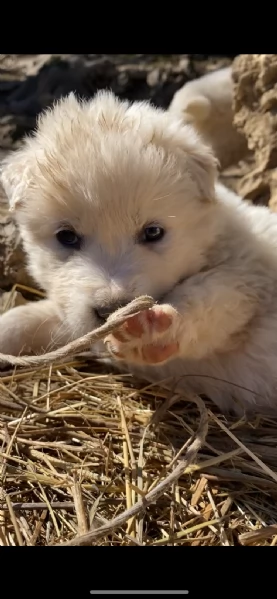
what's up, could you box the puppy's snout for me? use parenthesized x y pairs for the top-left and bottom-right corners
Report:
(95, 300), (129, 321)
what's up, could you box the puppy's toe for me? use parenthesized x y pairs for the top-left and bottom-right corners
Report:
(142, 305), (177, 335)
(112, 304), (178, 343)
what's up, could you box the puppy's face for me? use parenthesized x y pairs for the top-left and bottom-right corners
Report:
(1, 92), (218, 337)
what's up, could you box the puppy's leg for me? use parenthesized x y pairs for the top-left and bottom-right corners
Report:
(105, 270), (257, 365)
(0, 299), (69, 356)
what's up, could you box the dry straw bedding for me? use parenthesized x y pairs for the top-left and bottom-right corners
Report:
(0, 286), (277, 546)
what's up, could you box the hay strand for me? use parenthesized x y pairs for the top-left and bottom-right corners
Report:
(57, 393), (208, 546)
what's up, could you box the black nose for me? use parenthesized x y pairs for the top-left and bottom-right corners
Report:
(94, 301), (129, 321)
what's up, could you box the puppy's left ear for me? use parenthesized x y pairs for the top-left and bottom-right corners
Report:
(177, 125), (219, 202)
(0, 149), (32, 212)
(186, 143), (219, 202)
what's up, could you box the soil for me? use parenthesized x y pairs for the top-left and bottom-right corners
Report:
(232, 54), (277, 209)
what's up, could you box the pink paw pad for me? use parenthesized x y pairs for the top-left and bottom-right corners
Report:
(112, 306), (174, 342)
(141, 341), (179, 364)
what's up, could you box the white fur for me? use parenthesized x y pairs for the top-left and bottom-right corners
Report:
(168, 67), (248, 168)
(1, 91), (277, 416)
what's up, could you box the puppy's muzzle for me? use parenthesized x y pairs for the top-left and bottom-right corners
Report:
(94, 300), (130, 321)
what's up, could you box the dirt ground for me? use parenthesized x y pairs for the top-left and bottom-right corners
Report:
(1, 55), (277, 550)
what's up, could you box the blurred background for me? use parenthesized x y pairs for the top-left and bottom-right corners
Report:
(0, 54), (236, 149)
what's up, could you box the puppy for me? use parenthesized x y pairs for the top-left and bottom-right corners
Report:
(1, 91), (277, 416)
(168, 67), (248, 169)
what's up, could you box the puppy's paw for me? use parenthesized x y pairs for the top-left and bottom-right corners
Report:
(104, 304), (181, 365)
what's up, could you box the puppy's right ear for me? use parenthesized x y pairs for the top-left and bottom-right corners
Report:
(183, 95), (211, 122)
(0, 149), (32, 212)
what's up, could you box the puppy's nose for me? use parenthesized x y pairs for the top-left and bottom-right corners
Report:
(94, 301), (129, 321)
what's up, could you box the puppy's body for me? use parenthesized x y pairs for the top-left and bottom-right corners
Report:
(168, 67), (248, 168)
(124, 184), (277, 415)
(1, 92), (277, 415)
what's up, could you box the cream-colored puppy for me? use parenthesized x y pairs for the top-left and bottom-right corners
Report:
(1, 91), (277, 416)
(168, 67), (248, 168)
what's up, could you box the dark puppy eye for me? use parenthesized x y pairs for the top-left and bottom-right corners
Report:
(56, 229), (82, 249)
(141, 225), (165, 243)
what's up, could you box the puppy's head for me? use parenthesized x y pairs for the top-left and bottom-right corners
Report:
(1, 91), (218, 336)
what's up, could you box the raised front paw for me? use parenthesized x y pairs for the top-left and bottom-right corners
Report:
(104, 304), (181, 365)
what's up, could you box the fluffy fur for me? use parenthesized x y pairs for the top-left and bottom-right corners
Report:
(1, 91), (277, 416)
(168, 67), (248, 169)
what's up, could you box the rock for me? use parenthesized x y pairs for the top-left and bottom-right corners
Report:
(0, 150), (33, 290)
(0, 196), (32, 290)
(147, 68), (161, 87)
(232, 54), (277, 208)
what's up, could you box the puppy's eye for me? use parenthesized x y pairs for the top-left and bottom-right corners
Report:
(56, 229), (82, 249)
(141, 225), (165, 243)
